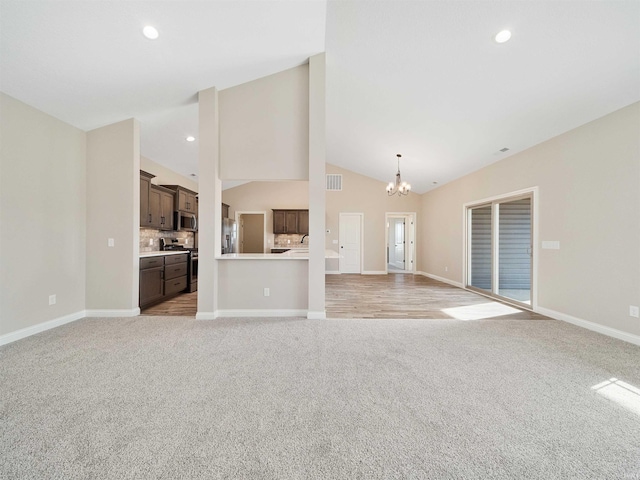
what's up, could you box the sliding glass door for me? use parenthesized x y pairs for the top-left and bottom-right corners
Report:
(469, 205), (492, 293)
(467, 194), (533, 307)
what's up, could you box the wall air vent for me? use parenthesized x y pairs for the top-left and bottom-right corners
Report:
(326, 174), (342, 191)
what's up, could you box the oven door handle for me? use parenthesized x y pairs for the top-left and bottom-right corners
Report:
(191, 215), (197, 231)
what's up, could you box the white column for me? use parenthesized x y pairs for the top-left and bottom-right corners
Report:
(196, 87), (221, 319)
(308, 53), (326, 319)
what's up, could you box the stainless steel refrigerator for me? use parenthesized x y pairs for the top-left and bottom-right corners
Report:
(222, 218), (237, 254)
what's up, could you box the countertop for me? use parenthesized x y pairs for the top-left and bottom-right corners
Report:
(140, 251), (189, 258)
(219, 249), (340, 260)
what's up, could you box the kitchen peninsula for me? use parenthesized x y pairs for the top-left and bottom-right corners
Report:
(215, 249), (339, 316)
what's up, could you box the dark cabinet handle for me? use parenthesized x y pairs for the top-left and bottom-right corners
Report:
(148, 213), (152, 223)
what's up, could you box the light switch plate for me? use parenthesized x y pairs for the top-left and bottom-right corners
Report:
(542, 241), (560, 250)
(630, 306), (639, 318)
(108, 238), (115, 247)
(332, 239), (338, 244)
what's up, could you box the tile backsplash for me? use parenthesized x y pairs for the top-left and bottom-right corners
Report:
(140, 229), (195, 252)
(274, 234), (309, 248)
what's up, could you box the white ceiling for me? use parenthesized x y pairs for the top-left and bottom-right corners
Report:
(1, 1), (639, 193)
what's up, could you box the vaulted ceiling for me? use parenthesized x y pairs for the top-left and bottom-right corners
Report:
(1, 1), (638, 193)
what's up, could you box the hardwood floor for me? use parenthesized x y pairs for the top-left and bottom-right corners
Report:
(141, 291), (198, 316)
(326, 273), (548, 320)
(141, 274), (548, 320)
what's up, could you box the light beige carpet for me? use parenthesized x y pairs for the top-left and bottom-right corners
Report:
(1, 316), (640, 479)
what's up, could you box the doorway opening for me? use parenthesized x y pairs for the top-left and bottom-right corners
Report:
(385, 212), (416, 274)
(465, 189), (537, 309)
(236, 212), (266, 253)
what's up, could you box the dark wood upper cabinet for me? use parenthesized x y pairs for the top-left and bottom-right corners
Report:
(164, 185), (198, 213)
(140, 171), (175, 231)
(285, 211), (298, 233)
(140, 171), (153, 227)
(148, 187), (162, 228)
(160, 190), (175, 230)
(222, 203), (230, 219)
(272, 209), (309, 234)
(273, 210), (286, 233)
(297, 210), (309, 235)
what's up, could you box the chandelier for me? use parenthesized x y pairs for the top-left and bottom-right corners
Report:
(386, 154), (411, 196)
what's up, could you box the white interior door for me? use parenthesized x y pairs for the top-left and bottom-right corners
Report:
(394, 219), (405, 269)
(339, 213), (362, 274)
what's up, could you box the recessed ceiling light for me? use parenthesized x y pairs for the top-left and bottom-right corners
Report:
(143, 26), (159, 40)
(186, 136), (195, 142)
(495, 30), (512, 43)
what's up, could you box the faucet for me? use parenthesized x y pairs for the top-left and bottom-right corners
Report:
(301, 234), (309, 244)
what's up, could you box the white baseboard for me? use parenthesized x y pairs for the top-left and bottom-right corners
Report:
(536, 307), (640, 347)
(307, 310), (326, 320)
(195, 312), (216, 320)
(85, 308), (140, 318)
(325, 270), (340, 275)
(0, 310), (86, 346)
(417, 271), (464, 288)
(215, 309), (307, 318)
(362, 271), (386, 275)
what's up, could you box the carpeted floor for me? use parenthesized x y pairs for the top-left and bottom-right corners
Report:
(1, 316), (640, 479)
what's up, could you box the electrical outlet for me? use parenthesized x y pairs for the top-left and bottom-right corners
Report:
(49, 294), (56, 305)
(264, 288), (270, 297)
(108, 238), (115, 247)
(445, 266), (448, 272)
(287, 240), (290, 244)
(630, 306), (639, 318)
(149, 238), (153, 246)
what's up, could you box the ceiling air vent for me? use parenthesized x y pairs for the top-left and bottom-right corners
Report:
(326, 174), (342, 191)
(499, 147), (510, 152)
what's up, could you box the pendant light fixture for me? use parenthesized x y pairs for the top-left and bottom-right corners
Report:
(386, 154), (411, 196)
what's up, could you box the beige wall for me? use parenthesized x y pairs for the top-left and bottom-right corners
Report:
(0, 93), (87, 337)
(217, 260), (308, 313)
(326, 163), (423, 273)
(86, 119), (140, 312)
(222, 181), (309, 252)
(219, 64), (309, 181)
(420, 102), (640, 337)
(140, 155), (198, 192)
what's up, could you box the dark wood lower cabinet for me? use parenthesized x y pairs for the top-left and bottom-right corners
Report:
(140, 266), (164, 307)
(139, 253), (189, 309)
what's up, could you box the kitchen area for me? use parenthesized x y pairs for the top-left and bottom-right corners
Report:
(139, 169), (199, 315)
(139, 172), (335, 316)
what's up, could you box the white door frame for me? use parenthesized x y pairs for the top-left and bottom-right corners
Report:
(385, 212), (417, 274)
(339, 212), (363, 274)
(235, 211), (267, 253)
(462, 187), (539, 310)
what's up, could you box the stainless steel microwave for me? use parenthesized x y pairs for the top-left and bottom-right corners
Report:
(175, 211), (197, 232)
